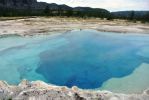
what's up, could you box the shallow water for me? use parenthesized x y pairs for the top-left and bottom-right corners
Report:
(0, 30), (149, 93)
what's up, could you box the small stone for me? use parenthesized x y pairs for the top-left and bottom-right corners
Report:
(145, 89), (149, 95)
(61, 87), (67, 92)
(0, 81), (8, 87)
(0, 89), (4, 93)
(72, 86), (79, 92)
(19, 79), (30, 88)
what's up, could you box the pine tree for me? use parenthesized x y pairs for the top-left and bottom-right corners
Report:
(44, 5), (50, 16)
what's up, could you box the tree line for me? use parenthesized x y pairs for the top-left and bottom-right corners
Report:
(0, 5), (148, 22)
(111, 11), (149, 22)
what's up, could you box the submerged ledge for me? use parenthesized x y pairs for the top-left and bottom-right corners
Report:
(0, 80), (149, 100)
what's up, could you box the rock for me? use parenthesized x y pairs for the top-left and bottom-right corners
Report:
(0, 81), (8, 87)
(0, 80), (149, 100)
(19, 79), (30, 86)
(144, 89), (149, 95)
(61, 86), (68, 92)
(72, 86), (79, 92)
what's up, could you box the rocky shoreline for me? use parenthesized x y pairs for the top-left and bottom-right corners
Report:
(0, 17), (149, 37)
(0, 80), (148, 100)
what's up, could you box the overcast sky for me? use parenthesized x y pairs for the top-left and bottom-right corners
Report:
(37, 0), (149, 11)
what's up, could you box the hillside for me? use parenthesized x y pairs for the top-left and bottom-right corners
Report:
(0, 0), (110, 18)
(112, 11), (149, 21)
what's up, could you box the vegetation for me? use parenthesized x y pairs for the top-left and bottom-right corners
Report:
(0, 7), (110, 18)
(111, 11), (149, 22)
(0, 0), (111, 18)
(0, 0), (148, 22)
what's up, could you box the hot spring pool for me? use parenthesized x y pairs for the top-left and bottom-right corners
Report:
(0, 30), (149, 94)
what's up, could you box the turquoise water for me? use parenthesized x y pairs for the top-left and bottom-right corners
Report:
(0, 30), (149, 93)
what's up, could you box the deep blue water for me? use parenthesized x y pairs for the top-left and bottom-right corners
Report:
(36, 30), (149, 89)
(0, 30), (149, 93)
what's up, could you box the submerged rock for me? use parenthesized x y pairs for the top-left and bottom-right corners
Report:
(0, 80), (149, 100)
